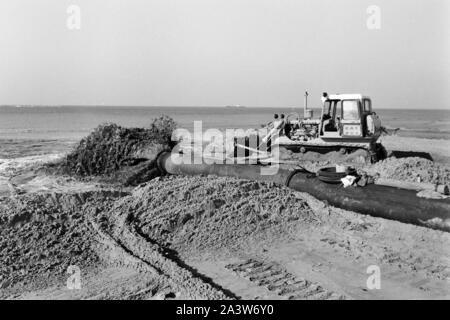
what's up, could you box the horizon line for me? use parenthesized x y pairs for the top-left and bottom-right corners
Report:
(1, 104), (449, 110)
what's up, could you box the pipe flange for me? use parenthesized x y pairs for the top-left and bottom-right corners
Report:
(155, 149), (171, 175)
(285, 169), (303, 187)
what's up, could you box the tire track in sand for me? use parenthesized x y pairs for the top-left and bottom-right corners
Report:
(226, 259), (346, 300)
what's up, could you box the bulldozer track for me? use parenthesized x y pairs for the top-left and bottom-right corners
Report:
(85, 208), (234, 300)
(226, 259), (345, 300)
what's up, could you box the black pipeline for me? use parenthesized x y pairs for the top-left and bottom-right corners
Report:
(157, 152), (450, 233)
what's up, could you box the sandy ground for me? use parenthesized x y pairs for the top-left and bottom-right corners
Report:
(0, 135), (449, 300)
(381, 136), (450, 164)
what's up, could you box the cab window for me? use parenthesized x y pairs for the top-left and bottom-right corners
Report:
(342, 100), (359, 120)
(363, 99), (371, 113)
(323, 100), (332, 115)
(334, 100), (342, 120)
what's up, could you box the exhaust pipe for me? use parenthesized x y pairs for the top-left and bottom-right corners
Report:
(157, 152), (450, 232)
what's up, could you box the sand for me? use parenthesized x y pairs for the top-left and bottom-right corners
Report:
(381, 136), (450, 164)
(0, 134), (449, 299)
(1, 173), (449, 299)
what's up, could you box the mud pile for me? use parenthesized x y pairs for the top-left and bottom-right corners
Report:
(109, 175), (315, 256)
(56, 116), (177, 178)
(364, 157), (450, 184)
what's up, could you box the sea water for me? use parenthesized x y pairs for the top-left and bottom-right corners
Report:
(0, 106), (449, 159)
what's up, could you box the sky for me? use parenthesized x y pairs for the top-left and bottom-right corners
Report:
(0, 0), (448, 109)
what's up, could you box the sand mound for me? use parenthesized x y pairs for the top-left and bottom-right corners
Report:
(364, 157), (450, 185)
(0, 190), (125, 295)
(279, 152), (450, 186)
(57, 116), (176, 177)
(109, 175), (315, 256)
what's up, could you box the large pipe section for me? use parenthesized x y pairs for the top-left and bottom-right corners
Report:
(157, 152), (450, 233)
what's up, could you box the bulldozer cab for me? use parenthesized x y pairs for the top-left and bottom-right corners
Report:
(319, 93), (375, 140)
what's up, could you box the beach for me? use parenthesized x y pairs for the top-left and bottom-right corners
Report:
(1, 161), (449, 300)
(0, 110), (449, 300)
(1, 0), (448, 305)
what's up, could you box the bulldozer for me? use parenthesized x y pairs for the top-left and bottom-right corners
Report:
(269, 92), (386, 163)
